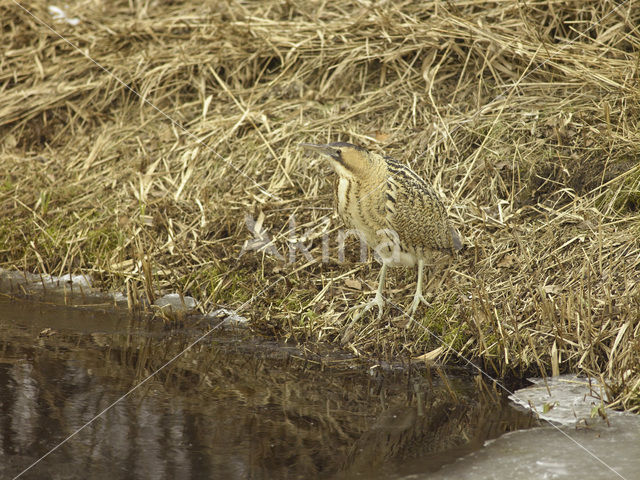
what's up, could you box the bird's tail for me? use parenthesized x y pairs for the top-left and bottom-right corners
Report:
(451, 227), (463, 252)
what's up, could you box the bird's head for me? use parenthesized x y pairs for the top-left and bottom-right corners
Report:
(299, 142), (373, 178)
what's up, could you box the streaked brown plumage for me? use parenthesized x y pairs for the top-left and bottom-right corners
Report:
(300, 141), (461, 319)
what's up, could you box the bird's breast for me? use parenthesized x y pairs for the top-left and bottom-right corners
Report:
(336, 177), (349, 218)
(335, 177), (370, 237)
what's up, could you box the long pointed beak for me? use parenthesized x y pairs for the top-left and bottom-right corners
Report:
(299, 143), (341, 161)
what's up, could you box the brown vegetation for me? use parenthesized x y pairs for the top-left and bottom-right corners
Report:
(1, 1), (639, 410)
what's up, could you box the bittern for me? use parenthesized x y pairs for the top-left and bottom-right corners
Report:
(300, 142), (461, 320)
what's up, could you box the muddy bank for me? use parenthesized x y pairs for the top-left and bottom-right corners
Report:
(1, 0), (639, 410)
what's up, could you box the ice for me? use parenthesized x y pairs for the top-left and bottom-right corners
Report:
(154, 293), (197, 313)
(64, 274), (92, 288)
(418, 375), (640, 480)
(427, 414), (640, 480)
(111, 292), (128, 303)
(35, 273), (92, 289)
(206, 308), (249, 326)
(509, 375), (609, 426)
(0, 269), (92, 290)
(48, 5), (80, 25)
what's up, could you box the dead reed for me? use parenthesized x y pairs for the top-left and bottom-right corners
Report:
(1, 0), (639, 409)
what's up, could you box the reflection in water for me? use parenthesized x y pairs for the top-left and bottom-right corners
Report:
(0, 297), (536, 479)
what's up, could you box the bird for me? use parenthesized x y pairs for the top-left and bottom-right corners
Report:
(300, 141), (461, 321)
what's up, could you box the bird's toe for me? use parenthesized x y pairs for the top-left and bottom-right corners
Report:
(408, 293), (430, 317)
(351, 294), (385, 322)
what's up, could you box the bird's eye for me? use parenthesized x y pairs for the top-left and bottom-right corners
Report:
(336, 150), (341, 155)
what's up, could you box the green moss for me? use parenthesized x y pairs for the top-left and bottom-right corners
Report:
(0, 179), (14, 193)
(197, 266), (254, 304)
(597, 169), (640, 214)
(612, 179), (640, 213)
(269, 288), (316, 325)
(415, 295), (467, 351)
(51, 184), (85, 205)
(84, 225), (126, 264)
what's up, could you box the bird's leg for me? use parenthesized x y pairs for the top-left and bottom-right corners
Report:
(408, 259), (429, 316)
(352, 263), (387, 321)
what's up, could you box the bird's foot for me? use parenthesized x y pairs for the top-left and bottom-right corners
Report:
(341, 294), (385, 345)
(408, 292), (430, 318)
(352, 293), (385, 322)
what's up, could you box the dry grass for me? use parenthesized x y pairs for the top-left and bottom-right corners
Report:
(1, 0), (639, 409)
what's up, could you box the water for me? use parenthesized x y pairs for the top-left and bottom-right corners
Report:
(0, 295), (535, 479)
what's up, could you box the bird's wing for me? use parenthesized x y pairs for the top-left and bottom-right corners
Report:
(385, 159), (455, 254)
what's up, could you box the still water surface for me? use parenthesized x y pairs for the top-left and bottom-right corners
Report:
(0, 295), (536, 479)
